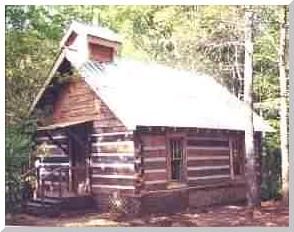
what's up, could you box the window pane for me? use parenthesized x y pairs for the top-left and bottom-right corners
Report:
(170, 138), (183, 181)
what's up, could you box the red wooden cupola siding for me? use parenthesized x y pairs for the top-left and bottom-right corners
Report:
(87, 35), (120, 62)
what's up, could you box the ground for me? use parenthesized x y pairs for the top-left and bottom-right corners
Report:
(6, 200), (288, 227)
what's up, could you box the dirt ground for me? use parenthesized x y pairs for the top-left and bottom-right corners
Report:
(6, 200), (289, 227)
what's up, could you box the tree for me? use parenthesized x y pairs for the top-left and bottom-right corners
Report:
(243, 9), (260, 208)
(278, 6), (289, 205)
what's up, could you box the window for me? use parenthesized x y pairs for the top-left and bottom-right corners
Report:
(169, 138), (185, 182)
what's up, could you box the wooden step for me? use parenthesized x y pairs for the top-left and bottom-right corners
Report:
(23, 196), (96, 216)
(33, 197), (62, 205)
(23, 198), (62, 217)
(25, 201), (52, 208)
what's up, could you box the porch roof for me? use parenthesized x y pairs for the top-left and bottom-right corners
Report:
(37, 118), (94, 131)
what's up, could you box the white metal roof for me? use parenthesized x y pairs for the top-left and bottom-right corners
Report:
(59, 21), (122, 48)
(78, 59), (273, 132)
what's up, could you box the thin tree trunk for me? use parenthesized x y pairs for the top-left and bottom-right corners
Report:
(244, 9), (260, 208)
(279, 6), (289, 206)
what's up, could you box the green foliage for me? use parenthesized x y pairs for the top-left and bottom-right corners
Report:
(5, 120), (37, 213)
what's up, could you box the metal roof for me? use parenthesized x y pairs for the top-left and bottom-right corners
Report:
(78, 59), (273, 132)
(59, 21), (122, 48)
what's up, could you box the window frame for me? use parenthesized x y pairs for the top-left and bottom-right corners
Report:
(166, 133), (187, 184)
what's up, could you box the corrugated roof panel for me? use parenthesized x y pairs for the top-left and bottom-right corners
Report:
(77, 59), (272, 132)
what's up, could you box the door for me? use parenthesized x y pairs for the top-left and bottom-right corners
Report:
(68, 123), (90, 195)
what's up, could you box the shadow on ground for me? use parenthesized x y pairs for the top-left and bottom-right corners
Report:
(6, 200), (289, 227)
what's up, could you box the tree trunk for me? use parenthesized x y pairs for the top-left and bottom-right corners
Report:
(279, 6), (289, 206)
(244, 9), (260, 208)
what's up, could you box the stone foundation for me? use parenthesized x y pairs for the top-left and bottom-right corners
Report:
(92, 183), (246, 215)
(141, 189), (189, 214)
(188, 184), (246, 208)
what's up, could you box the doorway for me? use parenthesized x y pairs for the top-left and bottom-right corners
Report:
(67, 122), (91, 195)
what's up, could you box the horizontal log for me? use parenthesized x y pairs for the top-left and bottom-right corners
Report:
(145, 180), (167, 185)
(187, 146), (229, 151)
(143, 145), (166, 151)
(188, 168), (230, 177)
(41, 175), (68, 182)
(91, 177), (135, 186)
(90, 136), (133, 143)
(91, 152), (134, 157)
(40, 169), (68, 176)
(36, 135), (67, 141)
(91, 167), (135, 175)
(41, 156), (69, 163)
(141, 150), (167, 158)
(91, 174), (136, 179)
(91, 144), (134, 153)
(141, 135), (166, 146)
(187, 156), (229, 161)
(39, 163), (69, 167)
(35, 155), (68, 160)
(39, 144), (67, 149)
(144, 169), (166, 174)
(92, 141), (134, 147)
(187, 140), (229, 147)
(91, 131), (133, 137)
(48, 148), (69, 156)
(145, 183), (167, 191)
(91, 156), (134, 164)
(187, 150), (229, 157)
(187, 165), (230, 171)
(36, 140), (68, 147)
(144, 161), (167, 170)
(91, 184), (135, 190)
(186, 131), (231, 137)
(187, 159), (229, 167)
(188, 177), (231, 186)
(144, 172), (167, 181)
(144, 157), (166, 162)
(188, 174), (231, 181)
(90, 163), (134, 170)
(187, 136), (229, 141)
(43, 180), (68, 186)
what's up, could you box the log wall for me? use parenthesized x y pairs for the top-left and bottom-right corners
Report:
(138, 134), (168, 191)
(35, 128), (70, 197)
(86, 101), (136, 211)
(135, 128), (247, 193)
(186, 133), (232, 186)
(133, 128), (250, 214)
(89, 130), (136, 195)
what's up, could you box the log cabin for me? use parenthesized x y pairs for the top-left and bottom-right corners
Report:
(28, 21), (272, 215)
